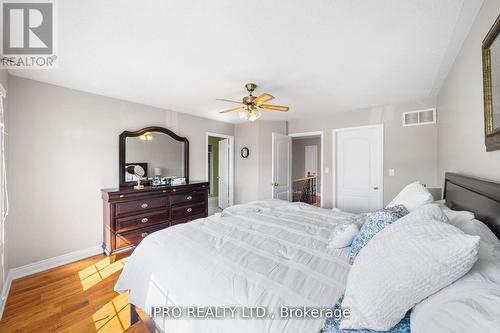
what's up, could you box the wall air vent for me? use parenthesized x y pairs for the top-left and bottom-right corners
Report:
(402, 108), (436, 127)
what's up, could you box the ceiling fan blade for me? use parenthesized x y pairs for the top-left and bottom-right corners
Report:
(219, 106), (244, 114)
(253, 93), (274, 105)
(260, 104), (289, 112)
(216, 98), (244, 105)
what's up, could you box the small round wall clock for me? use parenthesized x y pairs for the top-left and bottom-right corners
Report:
(240, 147), (250, 158)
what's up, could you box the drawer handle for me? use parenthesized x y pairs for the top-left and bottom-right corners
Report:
(162, 190), (167, 193)
(173, 189), (177, 192)
(187, 208), (193, 213)
(119, 195), (124, 198)
(141, 203), (148, 209)
(186, 195), (193, 201)
(141, 218), (149, 223)
(141, 232), (148, 238)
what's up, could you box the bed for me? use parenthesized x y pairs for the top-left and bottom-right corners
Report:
(115, 172), (500, 333)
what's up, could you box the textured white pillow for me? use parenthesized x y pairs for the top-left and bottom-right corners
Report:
(340, 217), (480, 331)
(386, 181), (434, 211)
(411, 238), (500, 333)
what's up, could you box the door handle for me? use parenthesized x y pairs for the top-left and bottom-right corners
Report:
(373, 187), (379, 190)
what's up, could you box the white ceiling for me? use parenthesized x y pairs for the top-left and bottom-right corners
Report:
(10, 0), (483, 123)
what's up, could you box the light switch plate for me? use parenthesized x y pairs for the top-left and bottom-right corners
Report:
(389, 169), (395, 177)
(325, 167), (330, 174)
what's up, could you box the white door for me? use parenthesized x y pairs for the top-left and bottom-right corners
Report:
(272, 133), (292, 201)
(305, 145), (318, 176)
(334, 125), (383, 213)
(218, 139), (229, 209)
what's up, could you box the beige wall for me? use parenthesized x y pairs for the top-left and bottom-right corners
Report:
(437, 0), (500, 183)
(234, 120), (286, 204)
(5, 76), (233, 269)
(0, 69), (7, 291)
(234, 122), (259, 204)
(288, 99), (439, 208)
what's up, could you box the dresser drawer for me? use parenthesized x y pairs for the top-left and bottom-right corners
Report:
(115, 223), (167, 249)
(169, 190), (206, 206)
(115, 197), (168, 217)
(116, 211), (169, 232)
(171, 213), (206, 227)
(170, 202), (205, 221)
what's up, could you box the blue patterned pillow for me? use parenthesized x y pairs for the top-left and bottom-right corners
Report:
(349, 205), (408, 262)
(323, 297), (410, 333)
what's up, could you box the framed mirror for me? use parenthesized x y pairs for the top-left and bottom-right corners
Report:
(119, 126), (189, 187)
(482, 15), (500, 151)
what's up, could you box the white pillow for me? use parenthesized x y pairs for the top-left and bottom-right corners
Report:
(400, 203), (449, 224)
(340, 216), (480, 331)
(460, 219), (500, 246)
(438, 203), (475, 226)
(437, 204), (500, 246)
(386, 181), (434, 211)
(411, 239), (500, 333)
(328, 222), (359, 248)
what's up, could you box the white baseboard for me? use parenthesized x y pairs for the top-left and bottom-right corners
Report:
(0, 245), (103, 319)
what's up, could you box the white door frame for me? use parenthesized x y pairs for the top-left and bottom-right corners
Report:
(288, 131), (324, 208)
(205, 132), (234, 206)
(332, 124), (384, 209)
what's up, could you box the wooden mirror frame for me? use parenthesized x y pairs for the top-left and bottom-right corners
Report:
(482, 14), (500, 152)
(119, 126), (189, 187)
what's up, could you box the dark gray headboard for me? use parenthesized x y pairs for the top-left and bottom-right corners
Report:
(444, 172), (500, 238)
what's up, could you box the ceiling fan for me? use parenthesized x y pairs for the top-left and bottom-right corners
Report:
(216, 83), (290, 121)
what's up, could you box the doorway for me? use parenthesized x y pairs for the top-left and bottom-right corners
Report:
(271, 131), (324, 207)
(290, 132), (323, 207)
(332, 124), (384, 213)
(206, 132), (234, 215)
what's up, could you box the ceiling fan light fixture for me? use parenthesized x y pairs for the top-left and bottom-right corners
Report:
(216, 83), (289, 121)
(239, 109), (248, 119)
(248, 109), (262, 122)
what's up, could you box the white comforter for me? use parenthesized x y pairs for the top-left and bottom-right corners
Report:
(115, 200), (357, 333)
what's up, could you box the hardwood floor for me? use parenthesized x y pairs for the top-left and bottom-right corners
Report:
(0, 252), (152, 333)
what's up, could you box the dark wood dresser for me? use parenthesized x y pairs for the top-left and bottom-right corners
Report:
(101, 181), (209, 255)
